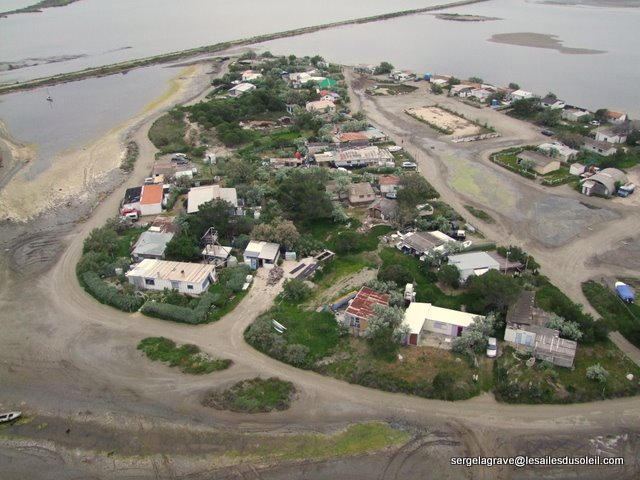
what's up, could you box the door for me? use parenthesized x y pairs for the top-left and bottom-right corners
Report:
(456, 326), (464, 337)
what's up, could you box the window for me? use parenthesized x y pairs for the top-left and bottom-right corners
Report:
(187, 285), (194, 290)
(170, 281), (179, 290)
(433, 321), (446, 331)
(351, 317), (360, 328)
(145, 278), (155, 286)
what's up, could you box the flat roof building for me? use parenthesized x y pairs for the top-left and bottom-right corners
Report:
(187, 185), (238, 214)
(126, 259), (215, 295)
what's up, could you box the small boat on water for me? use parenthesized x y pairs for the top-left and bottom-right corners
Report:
(0, 411), (21, 423)
(615, 281), (635, 304)
(46, 95), (53, 102)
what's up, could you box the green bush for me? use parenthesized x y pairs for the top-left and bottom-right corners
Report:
(137, 337), (232, 374)
(81, 272), (143, 312)
(141, 292), (217, 324)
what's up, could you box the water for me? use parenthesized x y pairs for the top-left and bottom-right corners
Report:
(0, 0), (36, 13)
(0, 64), (179, 177)
(257, 0), (640, 116)
(0, 0), (444, 83)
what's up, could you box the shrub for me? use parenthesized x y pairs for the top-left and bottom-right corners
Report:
(141, 292), (217, 324)
(586, 363), (609, 383)
(81, 272), (143, 312)
(282, 278), (312, 303)
(378, 264), (413, 286)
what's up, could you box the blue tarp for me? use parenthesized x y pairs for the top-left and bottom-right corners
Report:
(616, 284), (635, 303)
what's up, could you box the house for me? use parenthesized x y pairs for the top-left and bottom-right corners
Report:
(305, 100), (336, 113)
(449, 84), (474, 97)
(581, 138), (618, 157)
(537, 142), (578, 162)
(403, 302), (484, 346)
(269, 157), (303, 169)
(508, 89), (535, 102)
(121, 186), (142, 214)
(605, 111), (627, 124)
(354, 64), (377, 74)
(561, 108), (590, 122)
(595, 128), (627, 144)
(131, 231), (174, 261)
(348, 182), (375, 205)
(335, 146), (393, 168)
(152, 159), (195, 181)
(389, 70), (414, 82)
(343, 287), (390, 336)
(334, 131), (371, 147)
(320, 92), (341, 102)
(569, 163), (586, 176)
(368, 198), (398, 222)
(516, 150), (561, 175)
(243, 241), (280, 269)
(396, 230), (452, 257)
(126, 259), (216, 295)
(363, 127), (388, 142)
(504, 291), (577, 367)
(241, 70), (263, 82)
(580, 168), (627, 196)
(447, 251), (502, 282)
(468, 88), (495, 103)
(187, 185), (238, 214)
(228, 83), (257, 97)
(140, 184), (164, 216)
(541, 96), (565, 110)
(149, 216), (178, 234)
(378, 175), (401, 194)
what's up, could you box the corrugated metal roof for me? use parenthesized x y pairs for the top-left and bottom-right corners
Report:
(131, 231), (174, 257)
(126, 259), (214, 284)
(345, 287), (390, 320)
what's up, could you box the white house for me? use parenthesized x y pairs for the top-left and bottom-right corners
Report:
(561, 108), (590, 122)
(187, 185), (238, 214)
(228, 83), (257, 97)
(447, 251), (501, 282)
(244, 241), (280, 269)
(403, 302), (484, 346)
(126, 259), (216, 295)
(582, 138), (618, 157)
(378, 175), (401, 194)
(305, 99), (336, 113)
(595, 128), (627, 144)
(241, 70), (263, 82)
(509, 89), (535, 102)
(140, 184), (164, 217)
(537, 142), (578, 162)
(605, 111), (627, 124)
(569, 163), (586, 176)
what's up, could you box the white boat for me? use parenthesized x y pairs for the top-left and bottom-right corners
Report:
(0, 411), (21, 423)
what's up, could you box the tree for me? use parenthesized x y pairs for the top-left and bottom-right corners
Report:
(467, 270), (522, 312)
(375, 61), (394, 75)
(277, 170), (333, 221)
(365, 304), (408, 361)
(437, 264), (461, 289)
(378, 264), (413, 286)
(468, 76), (483, 84)
(447, 77), (461, 86)
(451, 312), (499, 355)
(519, 158), (535, 172)
(431, 83), (443, 95)
(546, 314), (583, 341)
(187, 198), (235, 241)
(83, 225), (119, 257)
(586, 363), (609, 383)
(508, 82), (520, 90)
(282, 278), (312, 303)
(397, 175), (439, 224)
(224, 158), (255, 185)
(510, 98), (541, 118)
(164, 235), (201, 262)
(252, 218), (300, 251)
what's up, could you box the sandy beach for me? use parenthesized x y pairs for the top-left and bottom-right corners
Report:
(0, 62), (211, 223)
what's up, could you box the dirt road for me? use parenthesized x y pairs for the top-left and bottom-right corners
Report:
(1, 67), (640, 479)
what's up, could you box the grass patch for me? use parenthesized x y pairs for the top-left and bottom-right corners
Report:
(582, 280), (640, 348)
(385, 84), (418, 95)
(115, 227), (145, 258)
(137, 337), (232, 374)
(203, 377), (295, 413)
(464, 205), (494, 223)
(230, 422), (410, 461)
(494, 343), (640, 403)
(120, 141), (139, 172)
(148, 110), (188, 154)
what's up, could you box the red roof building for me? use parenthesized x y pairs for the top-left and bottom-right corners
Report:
(140, 184), (163, 216)
(344, 287), (390, 335)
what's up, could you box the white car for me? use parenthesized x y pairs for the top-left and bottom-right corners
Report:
(402, 161), (417, 170)
(486, 337), (498, 358)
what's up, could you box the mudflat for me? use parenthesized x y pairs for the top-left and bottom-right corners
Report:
(489, 32), (606, 55)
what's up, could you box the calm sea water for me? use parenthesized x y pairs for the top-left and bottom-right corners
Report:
(0, 0), (638, 171)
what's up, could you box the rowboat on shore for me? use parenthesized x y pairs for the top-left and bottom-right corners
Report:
(0, 411), (21, 423)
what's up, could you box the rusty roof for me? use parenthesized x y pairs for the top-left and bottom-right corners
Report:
(345, 287), (390, 320)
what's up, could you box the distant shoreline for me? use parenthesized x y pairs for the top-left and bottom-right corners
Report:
(0, 0), (82, 18)
(434, 13), (500, 21)
(489, 32), (606, 55)
(0, 0), (490, 95)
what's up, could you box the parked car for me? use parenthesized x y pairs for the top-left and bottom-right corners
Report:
(541, 129), (555, 137)
(402, 161), (417, 170)
(486, 337), (498, 358)
(385, 191), (397, 199)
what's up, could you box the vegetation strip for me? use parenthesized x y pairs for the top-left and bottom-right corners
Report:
(0, 0), (81, 17)
(137, 337), (232, 374)
(202, 377), (296, 413)
(0, 0), (490, 94)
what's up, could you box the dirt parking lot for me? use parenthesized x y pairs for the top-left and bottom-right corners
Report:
(407, 105), (481, 137)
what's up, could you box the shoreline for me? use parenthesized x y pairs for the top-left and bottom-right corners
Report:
(0, 0), (490, 95)
(0, 62), (212, 224)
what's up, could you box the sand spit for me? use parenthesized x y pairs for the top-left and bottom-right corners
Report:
(489, 32), (606, 55)
(0, 63), (209, 222)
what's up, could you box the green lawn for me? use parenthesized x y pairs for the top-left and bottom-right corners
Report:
(115, 227), (146, 258)
(464, 205), (494, 223)
(148, 111), (188, 153)
(273, 305), (340, 358)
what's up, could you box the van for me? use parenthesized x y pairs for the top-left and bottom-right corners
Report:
(144, 177), (154, 184)
(124, 211), (139, 222)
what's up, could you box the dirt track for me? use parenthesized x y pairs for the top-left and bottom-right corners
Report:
(1, 68), (640, 478)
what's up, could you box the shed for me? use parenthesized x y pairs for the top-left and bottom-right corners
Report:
(403, 302), (483, 345)
(348, 182), (375, 205)
(368, 198), (398, 222)
(228, 83), (257, 97)
(516, 151), (560, 175)
(447, 251), (501, 282)
(580, 168), (627, 196)
(243, 241), (280, 269)
(187, 185), (238, 214)
(343, 287), (390, 336)
(378, 175), (401, 194)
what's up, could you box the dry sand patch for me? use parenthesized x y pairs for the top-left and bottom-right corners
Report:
(406, 106), (481, 137)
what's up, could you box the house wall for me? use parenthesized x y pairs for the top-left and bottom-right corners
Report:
(380, 184), (398, 194)
(423, 319), (460, 337)
(534, 160), (560, 175)
(344, 313), (367, 336)
(128, 274), (211, 295)
(349, 193), (375, 205)
(140, 203), (162, 217)
(504, 326), (536, 347)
